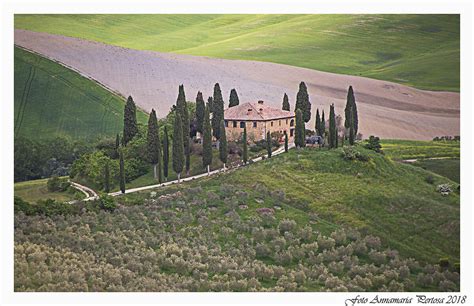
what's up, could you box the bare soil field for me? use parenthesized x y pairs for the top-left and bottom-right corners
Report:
(15, 29), (459, 140)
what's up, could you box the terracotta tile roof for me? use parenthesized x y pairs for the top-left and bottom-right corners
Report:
(224, 101), (295, 121)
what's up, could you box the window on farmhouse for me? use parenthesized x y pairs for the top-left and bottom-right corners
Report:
(279, 120), (281, 126)
(290, 119), (294, 127)
(271, 121), (273, 127)
(225, 120), (228, 127)
(240, 122), (245, 128)
(233, 121), (237, 128)
(286, 119), (288, 125)
(253, 122), (257, 128)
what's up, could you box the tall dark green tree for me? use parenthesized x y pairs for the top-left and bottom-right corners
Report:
(212, 83), (225, 139)
(195, 91), (205, 134)
(284, 132), (289, 153)
(229, 88), (239, 108)
(282, 93), (290, 111)
(104, 161), (110, 193)
(344, 86), (358, 136)
(123, 96), (138, 145)
(321, 110), (326, 136)
(348, 106), (355, 145)
(172, 113), (185, 183)
(315, 109), (321, 136)
(176, 85), (191, 175)
(266, 132), (272, 158)
(329, 104), (337, 149)
(147, 109), (162, 182)
(295, 109), (305, 148)
(114, 133), (120, 158)
(295, 82), (311, 123)
(162, 126), (169, 181)
(219, 120), (228, 169)
(208, 96), (214, 114)
(119, 150), (125, 194)
(242, 126), (248, 164)
(202, 104), (212, 175)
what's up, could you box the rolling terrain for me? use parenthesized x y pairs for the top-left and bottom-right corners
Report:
(14, 146), (460, 291)
(15, 14), (460, 91)
(14, 30), (459, 140)
(14, 47), (147, 140)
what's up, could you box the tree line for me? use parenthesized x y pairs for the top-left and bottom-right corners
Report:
(287, 82), (359, 149)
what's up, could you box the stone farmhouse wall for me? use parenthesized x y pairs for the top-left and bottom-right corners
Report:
(224, 117), (295, 143)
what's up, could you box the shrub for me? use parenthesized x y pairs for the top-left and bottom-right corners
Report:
(439, 258), (450, 268)
(99, 194), (117, 211)
(255, 243), (271, 259)
(47, 176), (70, 192)
(14, 196), (35, 215)
(365, 136), (382, 153)
(341, 147), (369, 162)
(317, 235), (336, 251)
(278, 219), (296, 234)
(437, 184), (453, 195)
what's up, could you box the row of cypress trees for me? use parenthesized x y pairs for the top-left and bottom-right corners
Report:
(294, 85), (358, 149)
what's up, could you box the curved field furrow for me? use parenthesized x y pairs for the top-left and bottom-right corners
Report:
(14, 29), (459, 140)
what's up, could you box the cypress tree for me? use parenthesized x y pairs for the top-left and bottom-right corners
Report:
(219, 120), (228, 169)
(229, 88), (240, 108)
(176, 85), (190, 175)
(208, 96), (214, 114)
(315, 109), (321, 136)
(321, 110), (326, 136)
(114, 133), (120, 158)
(295, 82), (311, 123)
(242, 126), (248, 164)
(284, 132), (289, 153)
(195, 91), (205, 134)
(202, 104), (212, 175)
(104, 161), (110, 193)
(123, 96), (138, 145)
(162, 126), (169, 181)
(349, 107), (355, 145)
(266, 131), (272, 158)
(344, 86), (358, 137)
(172, 113), (184, 183)
(119, 150), (125, 194)
(147, 109), (162, 182)
(329, 104), (337, 149)
(212, 83), (224, 139)
(295, 109), (305, 148)
(282, 93), (290, 111)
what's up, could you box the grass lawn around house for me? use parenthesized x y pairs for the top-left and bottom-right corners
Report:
(15, 14), (460, 91)
(14, 177), (85, 203)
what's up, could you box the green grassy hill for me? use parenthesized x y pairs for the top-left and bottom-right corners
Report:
(127, 146), (460, 264)
(15, 14), (459, 91)
(14, 47), (147, 140)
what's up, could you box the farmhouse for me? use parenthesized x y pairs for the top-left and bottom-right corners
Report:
(224, 100), (295, 142)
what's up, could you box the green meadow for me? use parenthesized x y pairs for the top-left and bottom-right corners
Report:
(123, 145), (460, 264)
(14, 177), (84, 203)
(15, 14), (459, 91)
(14, 47), (147, 140)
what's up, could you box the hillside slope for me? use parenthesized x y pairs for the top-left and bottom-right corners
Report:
(15, 14), (459, 91)
(14, 47), (147, 140)
(14, 30), (459, 140)
(172, 147), (460, 264)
